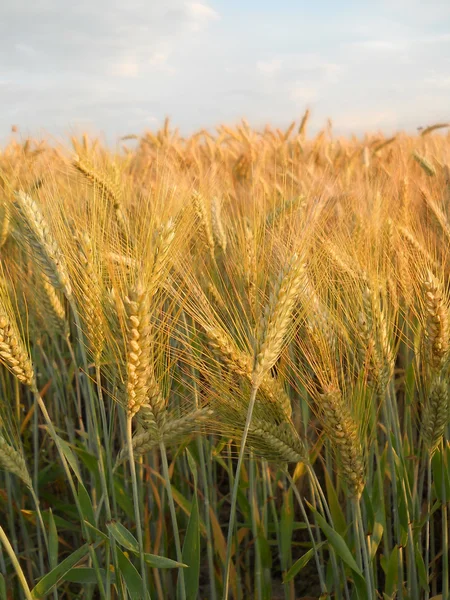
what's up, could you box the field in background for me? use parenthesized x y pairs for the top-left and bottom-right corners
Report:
(0, 115), (449, 599)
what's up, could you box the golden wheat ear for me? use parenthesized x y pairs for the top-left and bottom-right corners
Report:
(319, 389), (365, 498)
(13, 191), (72, 298)
(254, 252), (306, 384)
(422, 272), (449, 372)
(0, 312), (35, 388)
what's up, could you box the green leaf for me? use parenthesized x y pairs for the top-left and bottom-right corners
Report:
(48, 510), (58, 570)
(114, 476), (135, 519)
(83, 521), (109, 543)
(57, 438), (82, 482)
(107, 521), (139, 552)
(143, 554), (186, 569)
(107, 520), (185, 569)
(65, 567), (115, 585)
(415, 542), (428, 590)
(171, 486), (206, 536)
(324, 469), (346, 536)
(257, 523), (272, 571)
(307, 501), (368, 597)
(77, 482), (96, 528)
(116, 548), (144, 599)
(307, 504), (362, 576)
(384, 545), (399, 597)
(369, 521), (384, 561)
(31, 543), (91, 598)
(182, 494), (200, 600)
(74, 447), (101, 480)
(185, 448), (198, 490)
(432, 449), (450, 499)
(283, 542), (325, 583)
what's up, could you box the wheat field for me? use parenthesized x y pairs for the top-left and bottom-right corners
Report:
(0, 115), (449, 599)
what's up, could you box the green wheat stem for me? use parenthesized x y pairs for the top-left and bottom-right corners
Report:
(126, 416), (150, 599)
(223, 383), (259, 599)
(159, 440), (186, 600)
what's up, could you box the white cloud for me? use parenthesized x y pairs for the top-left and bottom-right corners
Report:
(185, 2), (219, 31)
(348, 39), (407, 51)
(335, 110), (399, 132)
(419, 33), (450, 44)
(187, 2), (219, 20)
(15, 43), (36, 57)
(148, 52), (175, 74)
(289, 84), (319, 103)
(110, 59), (140, 78)
(0, 0), (448, 141)
(424, 74), (450, 88)
(257, 59), (282, 75)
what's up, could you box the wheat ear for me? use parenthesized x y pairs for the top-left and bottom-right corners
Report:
(0, 436), (32, 487)
(124, 285), (153, 418)
(254, 253), (306, 383)
(319, 389), (365, 498)
(151, 218), (176, 287)
(421, 380), (449, 455)
(358, 286), (394, 395)
(422, 272), (449, 371)
(41, 274), (68, 337)
(126, 408), (213, 458)
(205, 325), (292, 419)
(73, 155), (129, 239)
(211, 196), (227, 253)
(192, 191), (215, 258)
(13, 191), (72, 298)
(248, 419), (307, 463)
(75, 232), (104, 362)
(0, 311), (35, 388)
(0, 201), (10, 247)
(244, 217), (257, 314)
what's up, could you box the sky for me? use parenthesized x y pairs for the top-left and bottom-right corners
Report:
(1, 0), (450, 144)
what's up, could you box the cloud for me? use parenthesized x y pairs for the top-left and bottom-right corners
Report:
(0, 0), (448, 141)
(187, 2), (220, 21)
(110, 59), (140, 78)
(257, 59), (283, 75)
(348, 40), (406, 51)
(166, 2), (220, 33)
(334, 110), (400, 132)
(289, 84), (319, 103)
(148, 52), (175, 74)
(424, 74), (450, 88)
